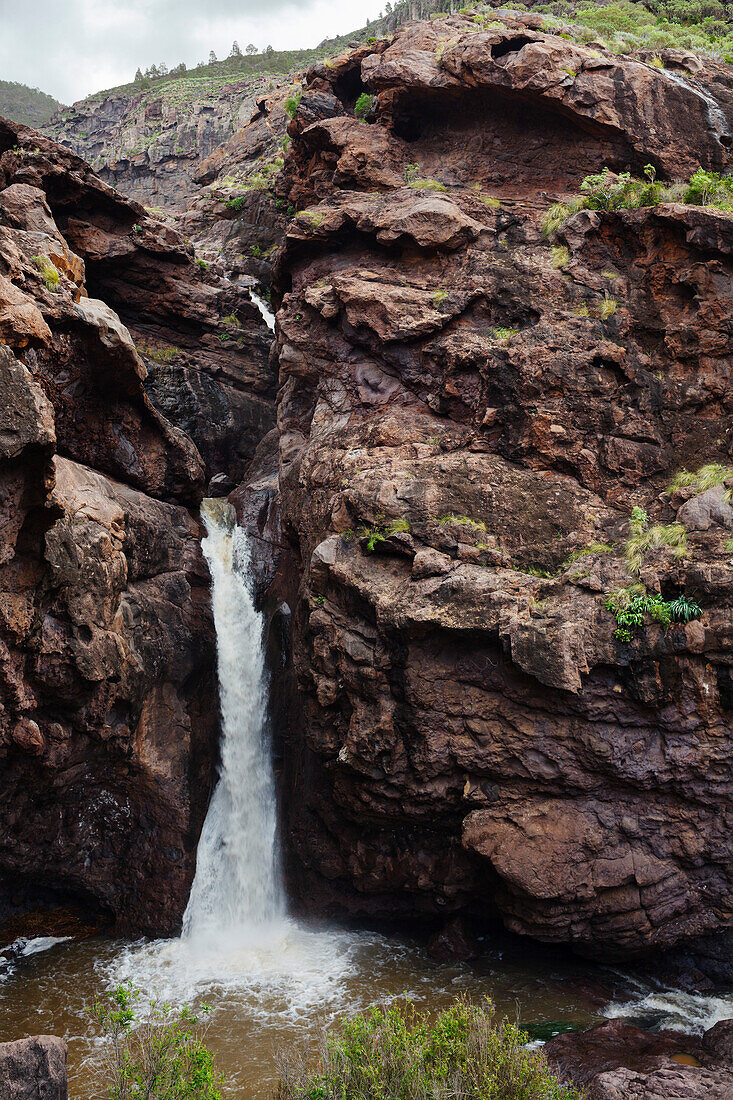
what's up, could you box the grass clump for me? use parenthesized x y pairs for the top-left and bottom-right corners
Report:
(284, 91), (301, 119)
(489, 327), (520, 343)
(564, 541), (613, 566)
(354, 92), (376, 120)
(436, 514), (487, 532)
(541, 197), (585, 237)
(407, 177), (448, 193)
(32, 254), (60, 292)
(597, 294), (618, 319)
(89, 982), (223, 1100)
(276, 996), (580, 1100)
(623, 505), (687, 573)
(550, 245), (570, 269)
(137, 338), (181, 363)
(667, 463), (733, 496)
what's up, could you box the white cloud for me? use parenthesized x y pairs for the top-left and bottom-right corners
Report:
(0, 0), (386, 104)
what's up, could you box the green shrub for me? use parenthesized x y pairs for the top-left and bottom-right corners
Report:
(581, 164), (665, 211)
(32, 254), (60, 292)
(88, 983), (223, 1100)
(683, 167), (733, 210)
(284, 91), (302, 119)
(597, 294), (618, 319)
(354, 92), (376, 120)
(275, 996), (580, 1100)
(605, 584), (702, 640)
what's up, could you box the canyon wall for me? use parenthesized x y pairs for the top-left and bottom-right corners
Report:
(0, 117), (274, 934)
(244, 11), (733, 962)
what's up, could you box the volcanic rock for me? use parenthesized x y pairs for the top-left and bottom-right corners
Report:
(260, 11), (733, 960)
(0, 1035), (67, 1100)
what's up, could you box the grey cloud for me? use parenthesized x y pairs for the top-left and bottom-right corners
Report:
(0, 0), (379, 104)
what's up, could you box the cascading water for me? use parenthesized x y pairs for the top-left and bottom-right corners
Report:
(182, 499), (284, 942)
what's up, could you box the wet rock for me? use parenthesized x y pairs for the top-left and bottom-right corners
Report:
(545, 1018), (733, 1099)
(0, 1035), (67, 1100)
(427, 916), (480, 962)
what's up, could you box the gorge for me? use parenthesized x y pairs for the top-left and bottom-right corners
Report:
(2, 2), (733, 1097)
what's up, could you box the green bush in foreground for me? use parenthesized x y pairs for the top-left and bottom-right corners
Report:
(89, 983), (223, 1100)
(275, 996), (581, 1100)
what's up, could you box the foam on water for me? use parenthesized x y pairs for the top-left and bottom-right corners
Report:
(605, 987), (733, 1034)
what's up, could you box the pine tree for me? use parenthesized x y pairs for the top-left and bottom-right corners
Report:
(134, 67), (144, 83)
(246, 43), (257, 55)
(208, 50), (217, 64)
(230, 40), (242, 57)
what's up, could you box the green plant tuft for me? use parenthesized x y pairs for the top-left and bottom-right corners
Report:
(551, 245), (570, 269)
(32, 254), (60, 292)
(623, 506), (687, 574)
(88, 982), (223, 1099)
(667, 463), (733, 496)
(284, 91), (302, 119)
(407, 177), (448, 192)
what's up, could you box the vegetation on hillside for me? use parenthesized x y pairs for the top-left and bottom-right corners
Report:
(275, 996), (581, 1100)
(542, 165), (733, 235)
(0, 80), (60, 127)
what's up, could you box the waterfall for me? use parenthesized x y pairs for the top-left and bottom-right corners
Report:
(182, 498), (284, 943)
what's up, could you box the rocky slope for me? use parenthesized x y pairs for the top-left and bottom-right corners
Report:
(46, 74), (292, 210)
(0, 116), (274, 934)
(233, 10), (733, 962)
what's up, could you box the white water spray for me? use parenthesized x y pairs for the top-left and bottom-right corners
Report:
(182, 499), (284, 942)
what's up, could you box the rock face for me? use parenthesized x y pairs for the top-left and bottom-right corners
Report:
(45, 75), (283, 209)
(0, 1035), (68, 1100)
(545, 1017), (733, 1099)
(0, 116), (274, 934)
(261, 12), (733, 960)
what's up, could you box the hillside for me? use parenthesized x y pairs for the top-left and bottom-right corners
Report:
(0, 80), (61, 127)
(41, 0), (733, 208)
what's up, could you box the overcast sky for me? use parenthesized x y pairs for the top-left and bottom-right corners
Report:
(0, 0), (386, 104)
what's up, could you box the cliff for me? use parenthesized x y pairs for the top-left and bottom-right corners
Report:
(235, 10), (733, 963)
(0, 116), (274, 934)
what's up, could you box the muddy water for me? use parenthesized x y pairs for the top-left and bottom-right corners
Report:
(0, 924), (611, 1098)
(2, 922), (732, 1097)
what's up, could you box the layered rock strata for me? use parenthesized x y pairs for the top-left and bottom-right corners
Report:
(261, 12), (733, 960)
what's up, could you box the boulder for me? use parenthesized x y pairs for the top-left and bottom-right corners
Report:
(0, 1036), (67, 1100)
